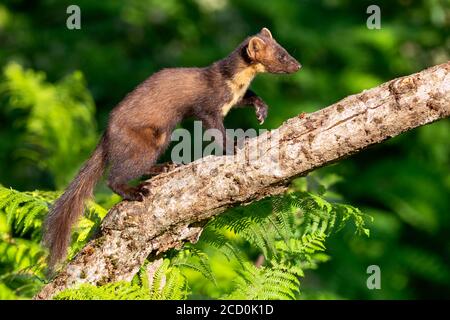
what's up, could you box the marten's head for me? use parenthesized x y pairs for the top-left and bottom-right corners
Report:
(246, 27), (301, 74)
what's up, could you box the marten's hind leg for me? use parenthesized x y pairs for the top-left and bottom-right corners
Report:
(107, 126), (171, 201)
(108, 170), (149, 201)
(107, 129), (166, 201)
(108, 151), (158, 201)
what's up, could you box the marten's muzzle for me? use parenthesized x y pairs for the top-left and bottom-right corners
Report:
(281, 59), (301, 74)
(288, 61), (302, 73)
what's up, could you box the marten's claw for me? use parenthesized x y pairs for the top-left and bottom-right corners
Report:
(123, 187), (149, 202)
(255, 101), (268, 125)
(256, 109), (267, 124)
(140, 187), (150, 197)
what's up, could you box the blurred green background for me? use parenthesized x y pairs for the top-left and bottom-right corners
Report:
(0, 0), (449, 299)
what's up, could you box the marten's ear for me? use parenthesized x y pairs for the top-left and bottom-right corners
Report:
(260, 27), (272, 39)
(247, 36), (266, 61)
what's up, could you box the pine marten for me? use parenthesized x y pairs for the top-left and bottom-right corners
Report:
(43, 27), (301, 268)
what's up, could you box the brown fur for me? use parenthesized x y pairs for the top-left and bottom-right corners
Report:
(43, 27), (301, 269)
(43, 134), (107, 268)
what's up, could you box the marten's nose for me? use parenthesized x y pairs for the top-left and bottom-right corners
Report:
(291, 62), (301, 72)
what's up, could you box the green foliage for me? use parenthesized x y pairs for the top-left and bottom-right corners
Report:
(53, 281), (151, 300)
(66, 201), (109, 260)
(0, 186), (55, 239)
(171, 247), (217, 286)
(227, 262), (301, 300)
(189, 189), (369, 300)
(0, 63), (98, 189)
(54, 259), (188, 300)
(0, 185), (110, 298)
(314, 122), (450, 299)
(0, 187), (53, 298)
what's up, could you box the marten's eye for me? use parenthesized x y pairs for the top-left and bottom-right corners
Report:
(278, 53), (286, 61)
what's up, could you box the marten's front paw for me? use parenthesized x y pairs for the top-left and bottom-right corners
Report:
(124, 187), (149, 202)
(139, 187), (150, 197)
(255, 101), (268, 124)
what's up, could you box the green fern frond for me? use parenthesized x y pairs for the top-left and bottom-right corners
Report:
(55, 258), (188, 300)
(197, 228), (228, 248)
(197, 187), (369, 300)
(227, 262), (300, 300)
(208, 198), (272, 234)
(0, 186), (56, 238)
(54, 281), (149, 300)
(160, 266), (188, 300)
(172, 248), (216, 285)
(67, 201), (109, 259)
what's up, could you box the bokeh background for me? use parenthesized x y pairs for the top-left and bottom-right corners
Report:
(0, 0), (449, 299)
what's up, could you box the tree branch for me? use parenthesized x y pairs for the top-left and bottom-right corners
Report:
(35, 62), (450, 299)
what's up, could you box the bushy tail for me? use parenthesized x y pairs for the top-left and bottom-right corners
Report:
(43, 135), (107, 269)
